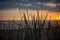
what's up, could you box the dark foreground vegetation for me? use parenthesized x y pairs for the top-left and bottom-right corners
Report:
(0, 27), (60, 40)
(0, 20), (60, 40)
(0, 10), (60, 40)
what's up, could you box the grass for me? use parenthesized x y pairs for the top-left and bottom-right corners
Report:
(0, 9), (60, 40)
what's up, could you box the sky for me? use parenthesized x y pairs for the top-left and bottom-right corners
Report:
(0, 0), (60, 20)
(0, 0), (59, 10)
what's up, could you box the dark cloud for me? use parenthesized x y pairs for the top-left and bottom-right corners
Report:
(0, 0), (57, 2)
(0, 0), (60, 11)
(56, 0), (60, 3)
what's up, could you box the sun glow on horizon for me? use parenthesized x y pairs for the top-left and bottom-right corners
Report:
(0, 9), (60, 21)
(58, 15), (60, 20)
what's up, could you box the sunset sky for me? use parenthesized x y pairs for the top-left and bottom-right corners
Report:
(0, 0), (60, 20)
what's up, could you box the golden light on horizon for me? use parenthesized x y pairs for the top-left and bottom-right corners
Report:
(55, 14), (60, 21)
(58, 15), (60, 20)
(56, 15), (60, 25)
(0, 9), (60, 21)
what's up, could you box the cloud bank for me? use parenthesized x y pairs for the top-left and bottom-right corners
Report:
(0, 0), (60, 11)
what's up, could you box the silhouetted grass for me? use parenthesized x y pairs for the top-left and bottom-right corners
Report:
(0, 10), (60, 40)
